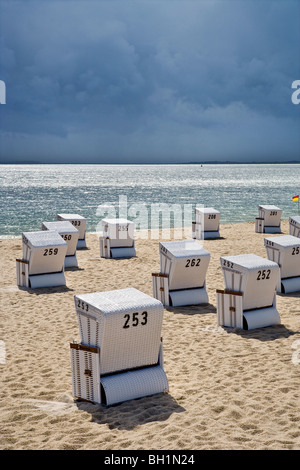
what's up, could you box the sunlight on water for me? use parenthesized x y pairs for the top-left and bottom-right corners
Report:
(0, 164), (299, 237)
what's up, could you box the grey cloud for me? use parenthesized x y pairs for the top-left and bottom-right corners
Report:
(0, 0), (299, 162)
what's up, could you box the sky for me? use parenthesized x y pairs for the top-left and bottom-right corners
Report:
(0, 0), (299, 164)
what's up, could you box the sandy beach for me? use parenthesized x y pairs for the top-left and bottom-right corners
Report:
(0, 219), (299, 451)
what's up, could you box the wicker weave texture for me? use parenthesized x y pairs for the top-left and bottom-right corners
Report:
(57, 213), (86, 240)
(265, 235), (300, 279)
(42, 221), (79, 256)
(159, 240), (210, 291)
(220, 254), (279, 311)
(258, 205), (282, 227)
(70, 343), (101, 403)
(21, 231), (67, 276)
(195, 207), (220, 232)
(289, 216), (300, 237)
(101, 218), (135, 248)
(74, 288), (164, 375)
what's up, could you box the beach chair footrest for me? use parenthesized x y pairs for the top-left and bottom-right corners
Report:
(101, 365), (169, 406)
(110, 246), (136, 258)
(169, 287), (209, 307)
(77, 238), (87, 249)
(64, 254), (78, 268)
(280, 276), (300, 294)
(243, 306), (281, 330)
(29, 271), (66, 289)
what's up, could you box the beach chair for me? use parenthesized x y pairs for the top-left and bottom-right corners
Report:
(16, 231), (67, 288)
(289, 216), (300, 238)
(99, 218), (136, 258)
(255, 205), (282, 233)
(216, 253), (280, 330)
(41, 221), (79, 268)
(152, 240), (210, 307)
(264, 235), (300, 293)
(57, 213), (87, 249)
(192, 207), (221, 239)
(70, 288), (168, 406)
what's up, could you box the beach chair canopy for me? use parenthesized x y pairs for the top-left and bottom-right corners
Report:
(258, 205), (282, 227)
(42, 221), (79, 256)
(220, 253), (279, 311)
(22, 230), (67, 275)
(57, 213), (86, 239)
(265, 235), (300, 279)
(159, 240), (210, 291)
(101, 218), (135, 248)
(74, 288), (164, 376)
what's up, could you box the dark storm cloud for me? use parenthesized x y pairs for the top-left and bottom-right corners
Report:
(0, 0), (299, 163)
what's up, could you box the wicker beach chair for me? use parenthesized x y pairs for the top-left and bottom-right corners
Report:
(42, 220), (79, 268)
(192, 207), (221, 240)
(216, 253), (280, 330)
(57, 213), (87, 249)
(265, 235), (300, 293)
(289, 216), (300, 238)
(152, 240), (210, 307)
(16, 231), (67, 288)
(99, 218), (136, 258)
(70, 288), (168, 406)
(255, 205), (282, 234)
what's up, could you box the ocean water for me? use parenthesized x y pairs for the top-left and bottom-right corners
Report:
(0, 163), (299, 238)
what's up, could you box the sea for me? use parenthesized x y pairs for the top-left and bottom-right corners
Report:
(0, 163), (299, 238)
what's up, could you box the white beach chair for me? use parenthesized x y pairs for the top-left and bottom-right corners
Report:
(16, 231), (67, 288)
(152, 240), (210, 307)
(70, 288), (168, 406)
(289, 216), (300, 238)
(216, 253), (280, 330)
(255, 205), (282, 233)
(57, 213), (87, 249)
(192, 207), (221, 240)
(99, 218), (136, 258)
(42, 221), (79, 268)
(264, 235), (300, 293)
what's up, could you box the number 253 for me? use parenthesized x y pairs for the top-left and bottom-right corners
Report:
(123, 311), (148, 329)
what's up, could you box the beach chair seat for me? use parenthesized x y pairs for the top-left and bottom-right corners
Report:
(99, 218), (136, 258)
(216, 253), (280, 330)
(289, 216), (300, 238)
(152, 240), (210, 306)
(57, 213), (87, 249)
(42, 220), (79, 268)
(192, 207), (221, 239)
(16, 231), (67, 288)
(265, 235), (300, 293)
(255, 205), (282, 233)
(70, 288), (168, 406)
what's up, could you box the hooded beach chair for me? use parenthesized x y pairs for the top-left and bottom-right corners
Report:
(70, 288), (168, 406)
(289, 216), (300, 238)
(42, 220), (79, 268)
(57, 213), (87, 249)
(264, 235), (300, 293)
(152, 240), (210, 307)
(16, 231), (67, 288)
(255, 205), (282, 234)
(99, 218), (136, 258)
(192, 207), (221, 240)
(216, 253), (280, 330)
